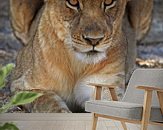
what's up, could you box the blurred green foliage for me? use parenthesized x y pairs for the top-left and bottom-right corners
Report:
(0, 91), (43, 113)
(0, 63), (15, 88)
(0, 123), (19, 130)
(0, 64), (43, 130)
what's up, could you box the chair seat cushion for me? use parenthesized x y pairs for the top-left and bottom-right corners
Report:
(85, 100), (163, 122)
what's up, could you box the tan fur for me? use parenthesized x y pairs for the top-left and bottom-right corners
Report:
(127, 0), (153, 40)
(10, 0), (153, 112)
(10, 0), (44, 44)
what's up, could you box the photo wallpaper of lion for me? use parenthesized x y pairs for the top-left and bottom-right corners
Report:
(0, 0), (162, 113)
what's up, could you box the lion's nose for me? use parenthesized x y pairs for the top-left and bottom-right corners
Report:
(82, 35), (104, 46)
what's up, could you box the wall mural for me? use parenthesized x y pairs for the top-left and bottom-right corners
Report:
(0, 0), (162, 113)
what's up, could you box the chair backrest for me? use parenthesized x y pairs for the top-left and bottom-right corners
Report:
(122, 69), (163, 107)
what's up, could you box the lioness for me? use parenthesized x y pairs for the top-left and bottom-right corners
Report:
(10, 0), (153, 112)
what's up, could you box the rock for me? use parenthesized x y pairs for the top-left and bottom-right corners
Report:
(0, 0), (22, 64)
(138, 43), (163, 59)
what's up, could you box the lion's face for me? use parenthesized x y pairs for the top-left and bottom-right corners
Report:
(45, 0), (127, 64)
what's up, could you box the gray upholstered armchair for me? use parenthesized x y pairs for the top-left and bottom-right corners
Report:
(85, 69), (163, 130)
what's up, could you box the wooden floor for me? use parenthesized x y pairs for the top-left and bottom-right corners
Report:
(0, 113), (162, 130)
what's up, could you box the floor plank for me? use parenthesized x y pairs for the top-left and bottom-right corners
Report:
(1, 113), (161, 130)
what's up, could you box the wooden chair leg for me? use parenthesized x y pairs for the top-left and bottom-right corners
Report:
(157, 91), (163, 115)
(109, 88), (118, 101)
(92, 113), (98, 130)
(141, 90), (152, 130)
(121, 121), (127, 130)
(110, 88), (128, 130)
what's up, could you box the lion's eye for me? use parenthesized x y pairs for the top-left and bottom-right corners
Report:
(103, 0), (117, 11)
(66, 0), (80, 11)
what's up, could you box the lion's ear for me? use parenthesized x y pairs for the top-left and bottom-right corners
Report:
(127, 0), (153, 41)
(10, 0), (44, 45)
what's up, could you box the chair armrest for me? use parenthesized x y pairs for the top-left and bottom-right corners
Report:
(88, 83), (118, 101)
(137, 86), (163, 92)
(88, 83), (116, 89)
